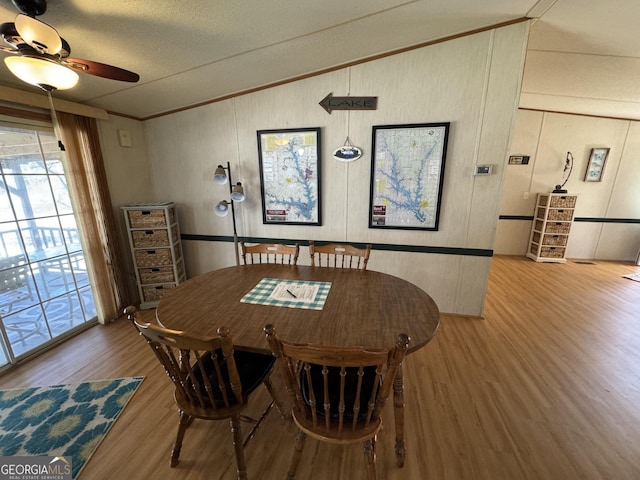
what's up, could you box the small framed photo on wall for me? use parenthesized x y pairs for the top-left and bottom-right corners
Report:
(584, 147), (609, 182)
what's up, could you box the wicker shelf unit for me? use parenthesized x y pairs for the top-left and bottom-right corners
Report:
(122, 202), (186, 309)
(526, 193), (577, 263)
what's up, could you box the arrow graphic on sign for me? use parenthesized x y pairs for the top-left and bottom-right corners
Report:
(319, 93), (378, 114)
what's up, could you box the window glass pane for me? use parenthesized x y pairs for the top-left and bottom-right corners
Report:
(0, 256), (38, 315)
(70, 252), (90, 289)
(19, 217), (65, 260)
(79, 285), (97, 320)
(39, 131), (63, 175)
(0, 128), (45, 174)
(50, 174), (72, 215)
(60, 214), (81, 250)
(0, 178), (13, 223)
(46, 154), (64, 174)
(0, 341), (8, 366)
(2, 305), (51, 357)
(45, 292), (84, 337)
(0, 220), (25, 257)
(7, 173), (56, 219)
(34, 257), (74, 301)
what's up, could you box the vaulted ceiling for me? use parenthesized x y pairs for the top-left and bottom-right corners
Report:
(0, 0), (637, 120)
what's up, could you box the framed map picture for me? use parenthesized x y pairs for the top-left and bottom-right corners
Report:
(257, 127), (322, 225)
(369, 122), (449, 230)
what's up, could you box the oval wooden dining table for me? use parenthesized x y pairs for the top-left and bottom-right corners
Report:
(155, 263), (440, 467)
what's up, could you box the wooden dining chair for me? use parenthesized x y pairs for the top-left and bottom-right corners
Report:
(125, 306), (285, 480)
(264, 324), (410, 480)
(308, 241), (371, 270)
(240, 242), (300, 265)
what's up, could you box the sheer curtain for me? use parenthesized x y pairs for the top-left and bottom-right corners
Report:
(57, 112), (133, 323)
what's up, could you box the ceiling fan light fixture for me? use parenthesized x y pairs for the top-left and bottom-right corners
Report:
(15, 13), (61, 54)
(5, 55), (78, 90)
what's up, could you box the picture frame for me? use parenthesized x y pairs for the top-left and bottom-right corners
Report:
(369, 122), (450, 230)
(257, 127), (322, 225)
(584, 147), (609, 182)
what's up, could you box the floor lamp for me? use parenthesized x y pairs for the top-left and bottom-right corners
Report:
(213, 162), (245, 266)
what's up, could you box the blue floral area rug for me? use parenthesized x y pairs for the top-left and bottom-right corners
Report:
(0, 377), (144, 479)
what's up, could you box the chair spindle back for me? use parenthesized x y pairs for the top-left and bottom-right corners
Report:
(264, 324), (409, 435)
(308, 241), (371, 270)
(128, 308), (244, 411)
(240, 242), (300, 265)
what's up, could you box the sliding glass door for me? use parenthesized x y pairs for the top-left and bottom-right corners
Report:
(0, 123), (97, 366)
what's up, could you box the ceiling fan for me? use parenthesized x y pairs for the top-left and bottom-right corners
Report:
(0, 0), (139, 91)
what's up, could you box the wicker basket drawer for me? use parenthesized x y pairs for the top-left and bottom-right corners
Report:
(142, 284), (176, 303)
(539, 195), (577, 208)
(532, 232), (568, 246)
(539, 246), (566, 258)
(139, 266), (176, 284)
(547, 209), (573, 221)
(549, 195), (576, 208)
(128, 207), (175, 228)
(134, 248), (173, 267)
(132, 229), (169, 248)
(540, 208), (573, 221)
(539, 221), (571, 234)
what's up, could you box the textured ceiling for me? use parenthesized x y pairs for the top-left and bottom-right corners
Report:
(0, 0), (636, 120)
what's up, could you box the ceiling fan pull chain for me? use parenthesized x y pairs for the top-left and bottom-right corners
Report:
(46, 89), (65, 151)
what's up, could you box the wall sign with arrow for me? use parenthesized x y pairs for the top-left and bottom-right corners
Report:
(319, 93), (378, 114)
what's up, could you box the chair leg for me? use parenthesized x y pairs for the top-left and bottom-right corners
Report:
(230, 415), (248, 480)
(171, 410), (192, 467)
(363, 436), (377, 480)
(286, 429), (307, 480)
(393, 363), (406, 467)
(263, 376), (288, 419)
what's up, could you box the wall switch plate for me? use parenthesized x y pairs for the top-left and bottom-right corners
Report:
(523, 192), (529, 200)
(118, 129), (133, 147)
(474, 164), (493, 176)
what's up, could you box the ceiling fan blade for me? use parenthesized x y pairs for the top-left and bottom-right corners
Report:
(15, 13), (61, 54)
(64, 57), (139, 82)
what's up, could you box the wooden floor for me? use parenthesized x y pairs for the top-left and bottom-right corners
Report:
(2, 255), (640, 479)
